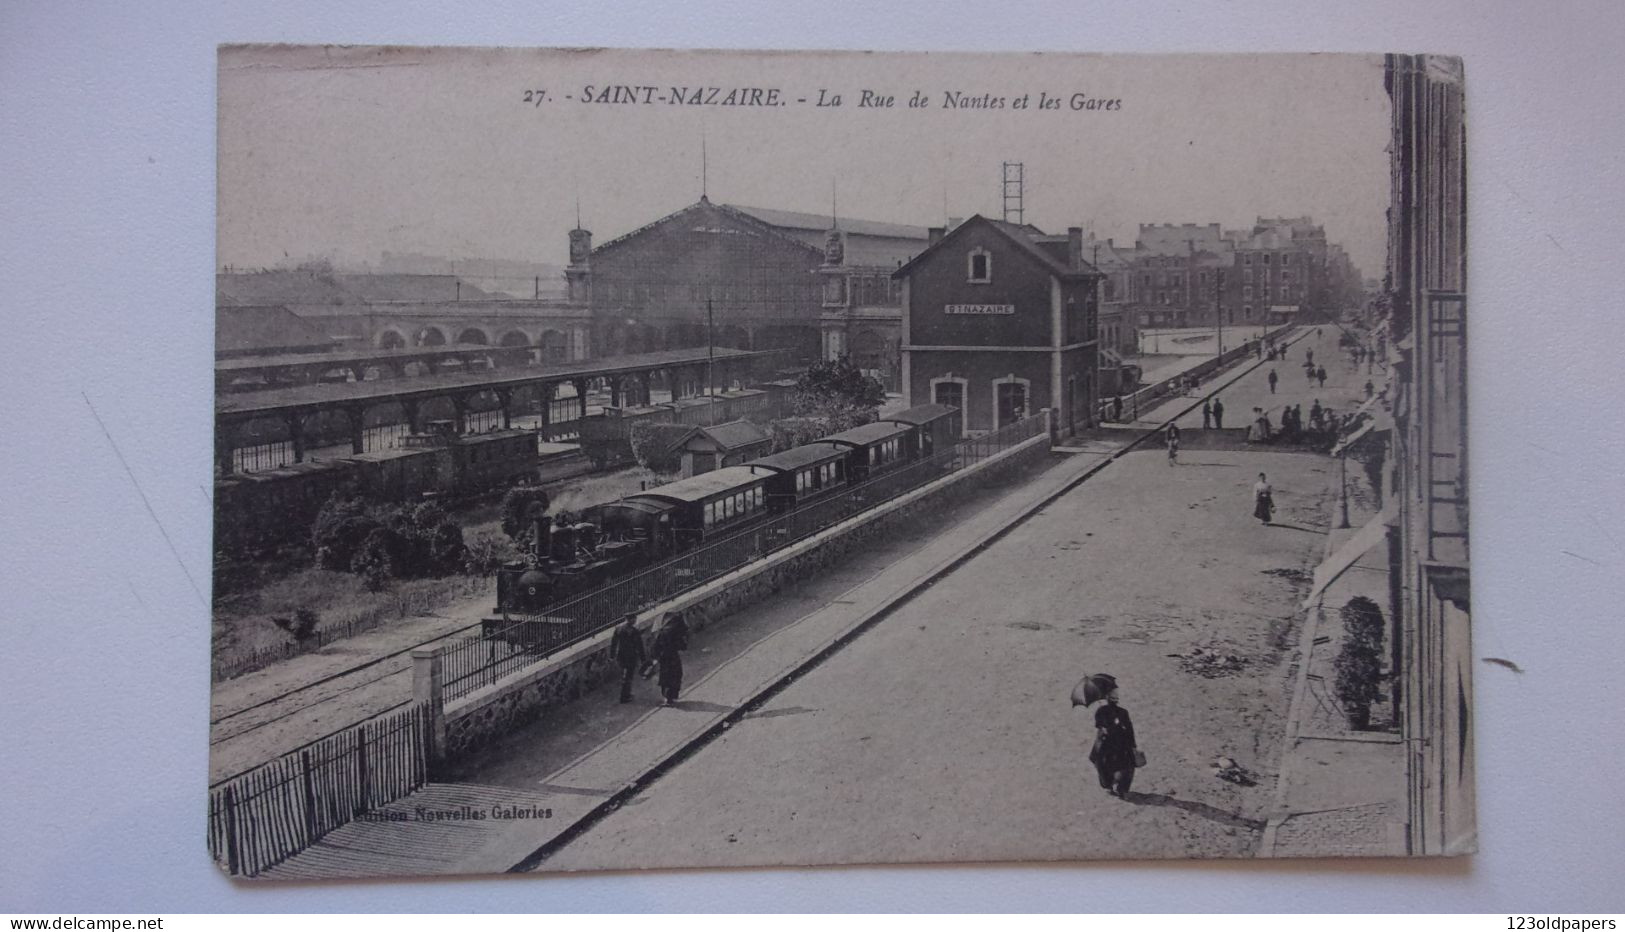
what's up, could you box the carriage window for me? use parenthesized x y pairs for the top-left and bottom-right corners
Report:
(705, 503), (715, 526)
(722, 497), (734, 520)
(754, 487), (764, 507)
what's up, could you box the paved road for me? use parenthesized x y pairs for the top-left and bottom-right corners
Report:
(541, 332), (1344, 871)
(1170, 325), (1372, 431)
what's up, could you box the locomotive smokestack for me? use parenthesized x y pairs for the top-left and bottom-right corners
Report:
(533, 513), (553, 559)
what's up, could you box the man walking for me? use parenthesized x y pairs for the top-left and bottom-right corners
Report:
(609, 615), (646, 704)
(1267, 368), (1278, 394)
(1201, 399), (1212, 429)
(1212, 396), (1225, 429)
(1112, 393), (1123, 422)
(1316, 364), (1328, 388)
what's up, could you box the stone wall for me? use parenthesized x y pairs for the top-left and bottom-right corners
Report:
(436, 428), (1053, 761)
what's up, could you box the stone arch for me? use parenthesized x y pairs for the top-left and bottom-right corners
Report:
(622, 322), (661, 356)
(601, 322), (629, 357)
(414, 325), (448, 347)
(499, 329), (535, 365)
(761, 324), (821, 366)
(377, 328), (408, 350)
(852, 328), (886, 371)
(456, 327), (490, 346)
(540, 329), (570, 363)
(717, 324), (751, 350)
(666, 321), (704, 349)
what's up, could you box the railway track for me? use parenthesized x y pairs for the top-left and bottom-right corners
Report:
(209, 329), (1308, 786)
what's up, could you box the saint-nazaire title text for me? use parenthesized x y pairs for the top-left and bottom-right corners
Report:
(521, 85), (1123, 112)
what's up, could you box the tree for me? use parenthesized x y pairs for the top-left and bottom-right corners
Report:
(792, 357), (886, 416)
(311, 497), (380, 571)
(1333, 595), (1386, 730)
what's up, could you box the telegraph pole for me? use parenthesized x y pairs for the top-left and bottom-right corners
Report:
(1215, 268), (1225, 357)
(706, 297), (716, 397)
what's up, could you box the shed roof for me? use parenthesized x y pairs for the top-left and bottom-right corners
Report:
(216, 305), (337, 357)
(674, 419), (771, 452)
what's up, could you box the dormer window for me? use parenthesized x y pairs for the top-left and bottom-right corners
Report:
(967, 248), (992, 284)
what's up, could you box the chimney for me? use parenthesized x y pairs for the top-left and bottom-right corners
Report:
(928, 226), (946, 245)
(1067, 227), (1084, 269)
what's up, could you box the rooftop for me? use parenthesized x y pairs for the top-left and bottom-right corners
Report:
(216, 346), (771, 421)
(216, 305), (338, 358)
(672, 419), (772, 452)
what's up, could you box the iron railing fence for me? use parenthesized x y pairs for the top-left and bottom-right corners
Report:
(439, 414), (1046, 702)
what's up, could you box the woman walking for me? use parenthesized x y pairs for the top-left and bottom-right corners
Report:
(1165, 423), (1181, 466)
(1253, 472), (1275, 525)
(648, 610), (690, 705)
(1091, 687), (1139, 799)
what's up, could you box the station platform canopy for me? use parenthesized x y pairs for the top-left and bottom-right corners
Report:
(214, 342), (502, 373)
(215, 346), (775, 421)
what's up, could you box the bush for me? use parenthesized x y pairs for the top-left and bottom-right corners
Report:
(1333, 595), (1386, 729)
(351, 526), (404, 591)
(463, 531), (514, 576)
(315, 497), (469, 588)
(311, 497), (380, 570)
(627, 420), (687, 473)
(500, 487), (552, 542)
(422, 520), (466, 576)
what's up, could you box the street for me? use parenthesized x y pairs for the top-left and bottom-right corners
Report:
(535, 328), (1359, 870)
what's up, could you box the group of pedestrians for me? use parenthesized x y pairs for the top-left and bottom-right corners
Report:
(609, 610), (692, 706)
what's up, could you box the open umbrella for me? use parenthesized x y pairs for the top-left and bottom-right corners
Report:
(1070, 673), (1119, 707)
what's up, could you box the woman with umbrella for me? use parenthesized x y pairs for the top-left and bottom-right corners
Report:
(646, 610), (691, 706)
(1073, 674), (1140, 799)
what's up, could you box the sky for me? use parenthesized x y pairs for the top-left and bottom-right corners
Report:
(218, 47), (1391, 278)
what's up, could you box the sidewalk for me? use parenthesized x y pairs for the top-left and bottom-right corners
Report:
(262, 436), (1137, 878)
(1259, 350), (1408, 859)
(260, 333), (1298, 879)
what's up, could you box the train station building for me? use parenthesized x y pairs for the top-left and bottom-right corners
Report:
(893, 216), (1103, 436)
(566, 197), (929, 385)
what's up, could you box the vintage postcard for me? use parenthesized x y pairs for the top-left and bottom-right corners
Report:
(209, 46), (1470, 879)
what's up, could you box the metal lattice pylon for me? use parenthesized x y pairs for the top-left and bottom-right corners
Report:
(1002, 162), (1024, 225)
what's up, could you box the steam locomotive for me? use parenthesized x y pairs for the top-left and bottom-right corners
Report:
(491, 403), (962, 616)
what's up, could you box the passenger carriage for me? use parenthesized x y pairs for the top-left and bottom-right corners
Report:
(746, 443), (851, 512)
(882, 403), (962, 464)
(615, 465), (772, 550)
(819, 420), (914, 483)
